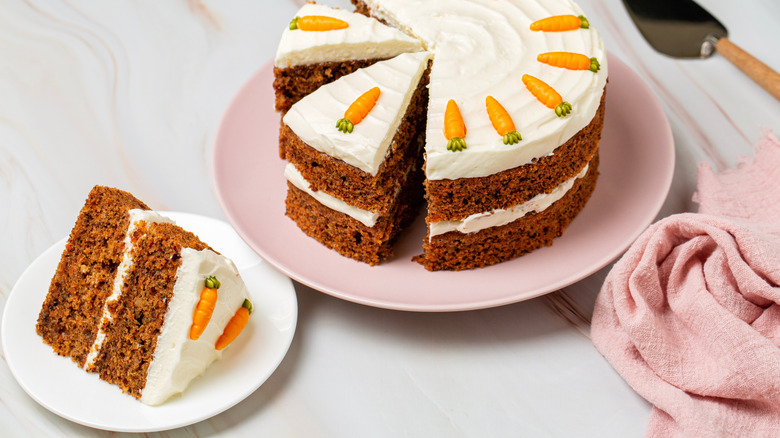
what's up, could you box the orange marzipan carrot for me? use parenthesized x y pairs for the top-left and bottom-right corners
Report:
(485, 96), (522, 145)
(215, 299), (253, 351)
(344, 86), (381, 125)
(337, 86), (381, 133)
(537, 52), (600, 72)
(522, 74), (573, 117)
(290, 15), (349, 31)
(529, 14), (589, 32)
(522, 74), (561, 108)
(189, 276), (220, 341)
(444, 99), (467, 151)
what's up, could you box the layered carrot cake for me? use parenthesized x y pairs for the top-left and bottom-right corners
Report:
(275, 0), (608, 270)
(37, 185), (253, 405)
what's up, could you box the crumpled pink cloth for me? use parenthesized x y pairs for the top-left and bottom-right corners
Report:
(592, 130), (780, 437)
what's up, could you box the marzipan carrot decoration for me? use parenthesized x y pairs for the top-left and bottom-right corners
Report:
(522, 74), (573, 117)
(215, 299), (253, 351)
(289, 15), (349, 31)
(529, 14), (589, 32)
(537, 52), (600, 73)
(336, 86), (381, 133)
(190, 276), (220, 341)
(444, 99), (467, 152)
(485, 96), (522, 145)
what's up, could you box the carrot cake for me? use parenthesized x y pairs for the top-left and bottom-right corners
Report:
(275, 0), (608, 270)
(36, 185), (253, 405)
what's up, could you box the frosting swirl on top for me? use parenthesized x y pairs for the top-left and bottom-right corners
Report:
(360, 0), (608, 180)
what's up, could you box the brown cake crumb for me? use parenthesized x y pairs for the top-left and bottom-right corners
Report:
(351, 0), (372, 17)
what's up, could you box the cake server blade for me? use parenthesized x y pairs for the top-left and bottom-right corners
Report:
(622, 0), (726, 58)
(622, 0), (780, 100)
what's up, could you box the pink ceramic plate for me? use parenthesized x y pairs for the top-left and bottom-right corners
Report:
(213, 54), (674, 312)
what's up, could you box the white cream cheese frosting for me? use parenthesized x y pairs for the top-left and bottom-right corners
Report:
(324, 0), (608, 180)
(283, 51), (432, 175)
(140, 248), (250, 406)
(275, 3), (423, 68)
(429, 162), (590, 237)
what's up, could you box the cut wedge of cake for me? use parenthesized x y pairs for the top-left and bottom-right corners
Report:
(281, 51), (433, 265)
(273, 2), (423, 115)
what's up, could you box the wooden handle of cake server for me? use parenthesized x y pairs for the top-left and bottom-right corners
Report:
(716, 37), (780, 102)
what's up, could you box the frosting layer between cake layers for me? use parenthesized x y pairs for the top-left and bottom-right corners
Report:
(283, 50), (432, 176)
(429, 163), (589, 237)
(357, 0), (607, 180)
(275, 3), (423, 68)
(284, 162), (380, 227)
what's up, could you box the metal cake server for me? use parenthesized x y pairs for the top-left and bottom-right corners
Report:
(622, 0), (780, 101)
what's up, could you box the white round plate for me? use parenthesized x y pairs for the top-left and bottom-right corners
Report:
(1, 212), (297, 432)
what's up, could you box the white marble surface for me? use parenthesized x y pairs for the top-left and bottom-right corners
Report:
(1, 0), (778, 436)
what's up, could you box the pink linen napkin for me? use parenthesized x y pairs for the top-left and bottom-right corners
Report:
(591, 130), (780, 437)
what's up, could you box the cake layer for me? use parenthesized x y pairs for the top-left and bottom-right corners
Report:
(414, 152), (600, 271)
(36, 186), (150, 366)
(282, 55), (430, 215)
(285, 164), (424, 265)
(424, 90), (605, 222)
(354, 0), (608, 180)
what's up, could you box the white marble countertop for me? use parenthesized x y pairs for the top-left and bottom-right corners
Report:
(1, 0), (778, 436)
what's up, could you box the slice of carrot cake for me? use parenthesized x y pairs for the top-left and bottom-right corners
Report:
(37, 185), (253, 405)
(281, 51), (432, 265)
(273, 2), (423, 115)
